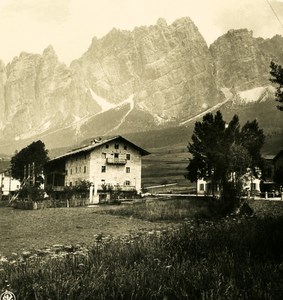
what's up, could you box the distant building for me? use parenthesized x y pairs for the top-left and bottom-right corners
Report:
(0, 169), (21, 199)
(196, 149), (283, 196)
(44, 136), (150, 203)
(196, 176), (261, 196)
(262, 150), (283, 192)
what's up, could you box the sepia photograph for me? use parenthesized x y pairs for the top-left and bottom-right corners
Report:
(0, 0), (283, 299)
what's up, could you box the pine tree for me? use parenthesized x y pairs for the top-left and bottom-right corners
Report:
(270, 61), (283, 111)
(186, 111), (265, 202)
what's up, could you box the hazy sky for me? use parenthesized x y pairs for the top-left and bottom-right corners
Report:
(0, 0), (283, 65)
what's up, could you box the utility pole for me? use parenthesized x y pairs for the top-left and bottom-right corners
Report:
(0, 173), (3, 201)
(8, 170), (11, 202)
(32, 162), (35, 186)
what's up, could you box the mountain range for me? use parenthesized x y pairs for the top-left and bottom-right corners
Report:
(0, 17), (283, 156)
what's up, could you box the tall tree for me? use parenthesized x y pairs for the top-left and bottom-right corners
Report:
(186, 111), (265, 199)
(239, 120), (265, 172)
(11, 140), (49, 182)
(186, 111), (228, 195)
(270, 61), (283, 111)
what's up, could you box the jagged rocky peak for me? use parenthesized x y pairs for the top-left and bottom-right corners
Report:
(2, 17), (283, 152)
(156, 17), (167, 27)
(42, 45), (57, 58)
(210, 28), (269, 90)
(77, 16), (221, 119)
(171, 16), (196, 26)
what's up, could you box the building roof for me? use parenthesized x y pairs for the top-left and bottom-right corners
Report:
(49, 135), (150, 162)
(263, 154), (276, 160)
(274, 149), (283, 161)
(263, 149), (283, 161)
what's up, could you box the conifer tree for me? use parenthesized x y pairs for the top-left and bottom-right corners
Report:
(270, 61), (283, 111)
(186, 111), (265, 201)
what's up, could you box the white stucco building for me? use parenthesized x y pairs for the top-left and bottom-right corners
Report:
(196, 176), (261, 196)
(0, 169), (21, 198)
(45, 136), (150, 203)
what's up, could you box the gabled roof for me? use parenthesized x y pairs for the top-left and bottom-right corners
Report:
(263, 149), (283, 161)
(263, 154), (276, 160)
(49, 135), (150, 162)
(274, 149), (283, 161)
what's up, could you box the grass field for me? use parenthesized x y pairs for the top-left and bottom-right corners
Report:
(142, 144), (195, 192)
(0, 204), (282, 299)
(0, 205), (174, 258)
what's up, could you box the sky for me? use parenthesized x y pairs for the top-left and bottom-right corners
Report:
(0, 0), (283, 65)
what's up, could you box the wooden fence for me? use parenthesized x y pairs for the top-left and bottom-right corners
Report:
(15, 197), (90, 210)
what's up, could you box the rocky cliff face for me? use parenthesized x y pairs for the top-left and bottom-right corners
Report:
(210, 29), (270, 91)
(1, 46), (99, 141)
(0, 60), (6, 130)
(0, 18), (282, 153)
(79, 17), (221, 122)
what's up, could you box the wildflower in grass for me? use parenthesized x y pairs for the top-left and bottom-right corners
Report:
(0, 256), (8, 264)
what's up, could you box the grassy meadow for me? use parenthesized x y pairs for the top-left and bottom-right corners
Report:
(142, 144), (195, 192)
(0, 199), (283, 299)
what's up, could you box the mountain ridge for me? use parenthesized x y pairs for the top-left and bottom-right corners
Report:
(0, 17), (282, 155)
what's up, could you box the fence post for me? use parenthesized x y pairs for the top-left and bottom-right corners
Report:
(33, 201), (38, 210)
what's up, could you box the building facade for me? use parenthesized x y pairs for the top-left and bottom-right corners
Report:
(0, 169), (21, 199)
(45, 136), (150, 203)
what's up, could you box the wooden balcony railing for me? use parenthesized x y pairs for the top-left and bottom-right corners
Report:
(106, 158), (127, 165)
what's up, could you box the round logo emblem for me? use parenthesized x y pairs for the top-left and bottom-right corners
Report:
(0, 290), (16, 300)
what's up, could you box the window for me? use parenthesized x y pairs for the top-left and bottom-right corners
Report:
(84, 166), (87, 173)
(251, 183), (257, 190)
(125, 180), (131, 186)
(70, 182), (72, 187)
(199, 183), (205, 191)
(115, 144), (119, 149)
(70, 169), (72, 175)
(101, 166), (106, 173)
(105, 144), (109, 149)
(126, 154), (131, 160)
(102, 153), (106, 159)
(124, 145), (127, 150)
(65, 170), (68, 175)
(76, 167), (78, 173)
(114, 153), (119, 158)
(126, 167), (130, 173)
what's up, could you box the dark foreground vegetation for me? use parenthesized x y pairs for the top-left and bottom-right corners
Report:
(1, 214), (282, 300)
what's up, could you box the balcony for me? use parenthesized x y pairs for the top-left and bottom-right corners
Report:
(97, 185), (136, 192)
(106, 158), (127, 165)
